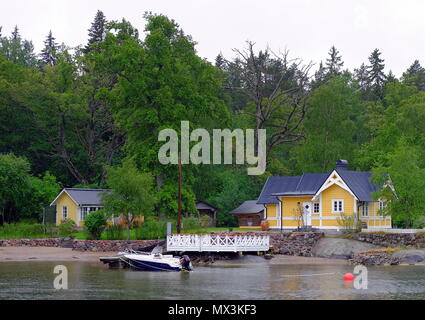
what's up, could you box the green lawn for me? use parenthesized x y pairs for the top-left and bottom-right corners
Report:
(75, 228), (262, 240)
(0, 226), (263, 241)
(204, 228), (262, 233)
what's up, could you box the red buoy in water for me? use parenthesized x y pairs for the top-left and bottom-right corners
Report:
(344, 273), (355, 282)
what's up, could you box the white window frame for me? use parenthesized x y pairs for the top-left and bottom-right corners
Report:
(332, 199), (344, 214)
(80, 207), (101, 221)
(80, 207), (89, 221)
(361, 202), (369, 217)
(62, 206), (68, 219)
(379, 200), (387, 216)
(313, 202), (321, 214)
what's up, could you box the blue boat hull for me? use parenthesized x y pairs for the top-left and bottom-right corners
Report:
(126, 258), (181, 272)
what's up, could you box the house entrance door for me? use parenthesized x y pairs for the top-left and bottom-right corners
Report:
(303, 202), (312, 227)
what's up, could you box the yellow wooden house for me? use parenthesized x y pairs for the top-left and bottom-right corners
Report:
(50, 189), (108, 227)
(257, 160), (392, 231)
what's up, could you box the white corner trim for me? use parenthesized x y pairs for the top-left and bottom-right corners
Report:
(312, 170), (358, 201)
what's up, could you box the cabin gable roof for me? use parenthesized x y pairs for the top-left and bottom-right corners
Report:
(231, 201), (264, 215)
(196, 200), (219, 212)
(50, 188), (110, 207)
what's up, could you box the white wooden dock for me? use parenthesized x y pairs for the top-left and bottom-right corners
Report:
(166, 234), (270, 253)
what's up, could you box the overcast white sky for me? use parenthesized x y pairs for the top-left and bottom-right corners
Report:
(1, 0), (425, 76)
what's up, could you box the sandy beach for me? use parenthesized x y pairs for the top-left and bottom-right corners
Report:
(0, 247), (348, 265)
(0, 247), (112, 262)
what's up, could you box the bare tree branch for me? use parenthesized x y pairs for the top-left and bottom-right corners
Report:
(231, 42), (311, 159)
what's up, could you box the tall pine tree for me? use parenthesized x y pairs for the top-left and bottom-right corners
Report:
(311, 61), (327, 89)
(84, 10), (107, 53)
(0, 26), (37, 67)
(354, 63), (369, 93)
(215, 53), (226, 70)
(11, 26), (19, 41)
(403, 60), (425, 91)
(367, 49), (386, 100)
(325, 46), (344, 76)
(386, 70), (397, 84)
(40, 30), (59, 66)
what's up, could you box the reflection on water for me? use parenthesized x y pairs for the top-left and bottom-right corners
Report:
(0, 259), (425, 300)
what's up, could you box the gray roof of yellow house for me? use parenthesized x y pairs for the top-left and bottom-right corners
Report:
(257, 161), (380, 204)
(335, 169), (380, 202)
(231, 201), (265, 215)
(51, 188), (110, 206)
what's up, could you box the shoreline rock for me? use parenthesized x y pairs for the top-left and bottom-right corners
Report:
(312, 238), (383, 260)
(350, 248), (425, 266)
(393, 250), (425, 265)
(355, 232), (425, 248)
(350, 251), (400, 266)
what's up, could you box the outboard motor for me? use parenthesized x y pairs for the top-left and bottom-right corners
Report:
(180, 255), (193, 272)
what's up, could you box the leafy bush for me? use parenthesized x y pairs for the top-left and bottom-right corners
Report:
(200, 215), (213, 228)
(413, 216), (425, 229)
(337, 213), (362, 235)
(58, 219), (78, 238)
(182, 217), (205, 234)
(19, 218), (39, 225)
(105, 224), (125, 240)
(84, 210), (108, 240)
(136, 218), (167, 240)
(44, 223), (59, 238)
(19, 223), (44, 237)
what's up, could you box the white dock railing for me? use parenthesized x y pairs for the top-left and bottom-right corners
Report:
(167, 234), (270, 252)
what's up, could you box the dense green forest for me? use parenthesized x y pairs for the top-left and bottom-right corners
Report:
(1, 10), (425, 228)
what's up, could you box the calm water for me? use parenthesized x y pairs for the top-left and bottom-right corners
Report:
(1, 257), (425, 300)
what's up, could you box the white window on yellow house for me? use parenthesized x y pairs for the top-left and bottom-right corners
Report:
(332, 200), (344, 213)
(313, 202), (320, 214)
(80, 207), (89, 221)
(62, 206), (68, 219)
(379, 200), (387, 216)
(80, 207), (101, 221)
(361, 202), (369, 217)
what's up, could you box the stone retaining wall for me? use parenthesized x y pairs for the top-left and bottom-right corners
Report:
(0, 238), (159, 252)
(207, 231), (324, 257)
(0, 232), (324, 256)
(269, 232), (324, 257)
(355, 232), (425, 248)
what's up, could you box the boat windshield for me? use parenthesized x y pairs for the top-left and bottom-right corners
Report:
(151, 245), (164, 255)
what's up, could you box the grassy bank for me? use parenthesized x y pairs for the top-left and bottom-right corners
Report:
(74, 228), (262, 240)
(0, 223), (262, 241)
(0, 223), (54, 239)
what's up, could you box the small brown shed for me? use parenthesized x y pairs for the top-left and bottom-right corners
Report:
(230, 201), (265, 228)
(196, 200), (219, 227)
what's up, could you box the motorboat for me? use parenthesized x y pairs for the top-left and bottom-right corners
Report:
(109, 246), (193, 272)
(124, 252), (193, 272)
